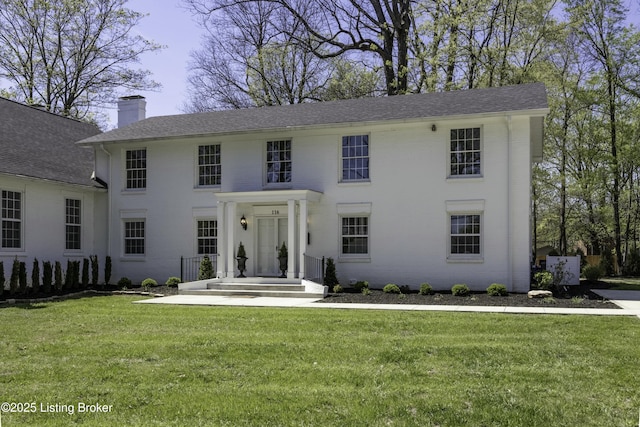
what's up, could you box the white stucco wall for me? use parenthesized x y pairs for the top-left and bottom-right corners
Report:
(100, 113), (537, 292)
(0, 175), (107, 285)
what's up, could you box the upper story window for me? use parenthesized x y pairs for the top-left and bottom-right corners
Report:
(125, 149), (147, 189)
(65, 198), (81, 251)
(198, 144), (221, 187)
(450, 127), (481, 176)
(341, 135), (369, 182)
(266, 140), (291, 184)
(1, 190), (21, 249)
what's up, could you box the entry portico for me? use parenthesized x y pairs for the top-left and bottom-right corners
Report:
(215, 189), (323, 279)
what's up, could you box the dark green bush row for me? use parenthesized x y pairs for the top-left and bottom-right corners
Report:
(0, 255), (111, 295)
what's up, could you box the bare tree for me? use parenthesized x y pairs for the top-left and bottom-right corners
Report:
(186, 0), (415, 95)
(0, 0), (161, 122)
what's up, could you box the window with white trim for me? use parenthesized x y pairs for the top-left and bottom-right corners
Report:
(449, 214), (481, 256)
(125, 149), (147, 189)
(197, 220), (218, 255)
(65, 198), (81, 250)
(124, 220), (145, 255)
(1, 190), (21, 249)
(341, 135), (369, 181)
(266, 140), (291, 184)
(450, 127), (481, 176)
(341, 216), (369, 255)
(198, 144), (221, 187)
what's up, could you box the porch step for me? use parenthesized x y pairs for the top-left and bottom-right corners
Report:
(179, 278), (325, 298)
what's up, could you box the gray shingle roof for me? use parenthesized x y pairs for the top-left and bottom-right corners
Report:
(79, 83), (548, 145)
(0, 97), (101, 187)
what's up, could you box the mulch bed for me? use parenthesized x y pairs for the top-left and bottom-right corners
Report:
(318, 282), (620, 309)
(1, 282), (622, 309)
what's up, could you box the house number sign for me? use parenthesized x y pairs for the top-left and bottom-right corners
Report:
(254, 206), (286, 216)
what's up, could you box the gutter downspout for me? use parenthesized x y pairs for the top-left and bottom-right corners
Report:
(99, 144), (112, 258)
(505, 115), (513, 290)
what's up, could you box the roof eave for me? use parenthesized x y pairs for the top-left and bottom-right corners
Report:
(77, 107), (550, 146)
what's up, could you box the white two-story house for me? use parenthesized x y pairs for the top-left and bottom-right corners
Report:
(78, 84), (548, 292)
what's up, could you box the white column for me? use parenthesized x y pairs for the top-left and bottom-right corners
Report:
(298, 199), (308, 279)
(287, 199), (296, 279)
(217, 200), (226, 278)
(226, 202), (237, 277)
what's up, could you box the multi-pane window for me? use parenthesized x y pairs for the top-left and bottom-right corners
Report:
(124, 220), (145, 255)
(266, 140), (291, 184)
(1, 190), (21, 249)
(342, 135), (369, 181)
(197, 220), (218, 255)
(65, 199), (81, 250)
(450, 214), (481, 255)
(198, 144), (221, 186)
(125, 149), (147, 189)
(450, 127), (481, 176)
(341, 216), (369, 255)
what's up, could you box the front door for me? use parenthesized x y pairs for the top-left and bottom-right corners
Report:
(257, 217), (288, 276)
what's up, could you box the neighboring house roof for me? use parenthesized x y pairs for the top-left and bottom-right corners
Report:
(78, 83), (549, 146)
(0, 97), (101, 187)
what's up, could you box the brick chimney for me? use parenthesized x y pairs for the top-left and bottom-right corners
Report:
(117, 95), (146, 128)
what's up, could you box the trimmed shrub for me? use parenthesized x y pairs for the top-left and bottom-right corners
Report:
(90, 255), (99, 286)
(332, 284), (344, 293)
(353, 280), (369, 291)
(487, 283), (508, 296)
(118, 277), (132, 289)
(419, 283), (433, 295)
(19, 262), (27, 294)
(54, 261), (63, 291)
(166, 277), (181, 287)
(42, 261), (52, 294)
(451, 284), (470, 296)
(0, 261), (4, 294)
(10, 258), (19, 295)
(105, 256), (112, 286)
(361, 287), (372, 296)
(324, 258), (339, 287)
(81, 258), (90, 289)
(198, 255), (214, 280)
(534, 271), (553, 290)
(583, 265), (603, 282)
(383, 283), (401, 294)
(142, 278), (158, 290)
(31, 258), (40, 294)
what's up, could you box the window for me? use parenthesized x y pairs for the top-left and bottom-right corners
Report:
(450, 127), (481, 176)
(341, 135), (369, 181)
(341, 216), (369, 255)
(198, 144), (221, 187)
(450, 214), (481, 255)
(266, 140), (291, 184)
(65, 199), (81, 250)
(125, 149), (147, 189)
(124, 220), (145, 255)
(1, 190), (21, 249)
(197, 220), (217, 255)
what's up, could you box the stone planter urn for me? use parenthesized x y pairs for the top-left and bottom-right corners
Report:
(236, 242), (248, 278)
(277, 242), (287, 278)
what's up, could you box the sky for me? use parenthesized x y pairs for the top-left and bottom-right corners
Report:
(106, 0), (203, 127)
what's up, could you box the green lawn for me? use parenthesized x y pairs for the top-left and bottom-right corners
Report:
(600, 277), (640, 290)
(0, 296), (638, 426)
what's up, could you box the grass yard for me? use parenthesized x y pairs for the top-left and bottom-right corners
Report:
(0, 296), (638, 426)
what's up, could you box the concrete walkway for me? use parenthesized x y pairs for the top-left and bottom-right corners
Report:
(136, 291), (640, 318)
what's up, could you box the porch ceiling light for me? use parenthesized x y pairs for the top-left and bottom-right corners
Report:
(240, 215), (248, 230)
